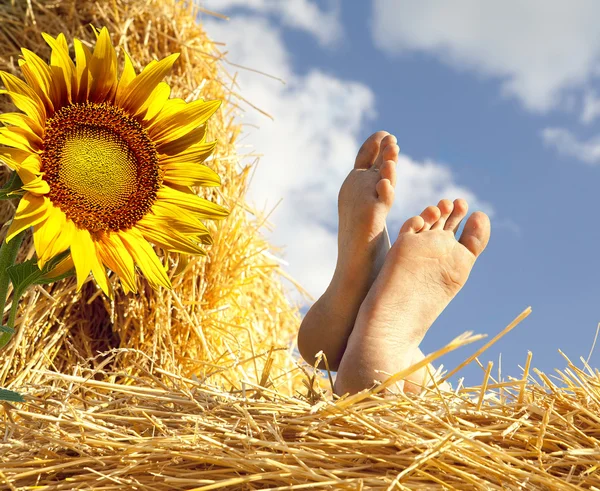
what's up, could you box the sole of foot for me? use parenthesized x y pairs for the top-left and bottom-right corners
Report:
(334, 198), (491, 395)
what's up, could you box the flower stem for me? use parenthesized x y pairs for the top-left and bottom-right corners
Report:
(7, 298), (19, 331)
(0, 231), (25, 347)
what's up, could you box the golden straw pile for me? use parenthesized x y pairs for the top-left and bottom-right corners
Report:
(1, 1), (600, 489)
(0, 0), (305, 396)
(2, 324), (600, 490)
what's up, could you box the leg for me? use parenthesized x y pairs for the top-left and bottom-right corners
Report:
(297, 131), (399, 370)
(334, 199), (491, 395)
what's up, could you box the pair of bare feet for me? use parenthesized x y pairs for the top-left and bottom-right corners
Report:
(297, 131), (491, 396)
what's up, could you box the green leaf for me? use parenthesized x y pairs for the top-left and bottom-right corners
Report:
(37, 268), (75, 285)
(0, 333), (11, 350)
(0, 388), (24, 402)
(0, 325), (15, 349)
(7, 258), (43, 301)
(6, 251), (75, 303)
(0, 171), (23, 200)
(0, 325), (14, 335)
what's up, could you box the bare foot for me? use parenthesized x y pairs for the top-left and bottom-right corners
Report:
(297, 131), (399, 370)
(334, 199), (491, 395)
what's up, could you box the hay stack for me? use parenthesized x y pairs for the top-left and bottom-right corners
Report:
(1, 334), (600, 489)
(1, 1), (600, 489)
(0, 0), (305, 396)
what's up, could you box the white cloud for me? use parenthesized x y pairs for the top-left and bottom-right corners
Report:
(203, 14), (492, 303)
(385, 156), (494, 243)
(201, 0), (343, 46)
(581, 90), (600, 124)
(371, 0), (600, 113)
(542, 127), (600, 165)
(390, 158), (492, 229)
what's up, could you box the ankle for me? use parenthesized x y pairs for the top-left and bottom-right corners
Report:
(330, 265), (372, 299)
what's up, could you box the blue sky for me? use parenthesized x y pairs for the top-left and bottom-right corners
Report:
(201, 1), (600, 388)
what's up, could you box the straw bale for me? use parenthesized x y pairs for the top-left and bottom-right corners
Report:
(1, 342), (600, 490)
(0, 0), (305, 395)
(2, 1), (600, 489)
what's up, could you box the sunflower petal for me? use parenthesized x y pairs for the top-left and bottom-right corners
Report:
(0, 126), (42, 152)
(42, 32), (76, 103)
(151, 99), (221, 144)
(69, 227), (95, 291)
(36, 209), (75, 268)
(157, 126), (207, 156)
(19, 49), (56, 111)
(159, 140), (216, 166)
(138, 82), (171, 121)
(0, 71), (37, 98)
(117, 53), (179, 114)
(162, 162), (221, 187)
(150, 97), (186, 123)
(115, 50), (136, 103)
(34, 216), (75, 264)
(91, 249), (111, 298)
(0, 78), (45, 129)
(137, 213), (209, 245)
(97, 232), (137, 294)
(158, 186), (230, 221)
(0, 154), (18, 170)
(135, 221), (206, 256)
(149, 201), (211, 236)
(88, 27), (117, 102)
(73, 38), (93, 102)
(15, 154), (42, 173)
(0, 147), (32, 168)
(13, 191), (48, 219)
(0, 92), (44, 134)
(0, 112), (43, 135)
(119, 227), (171, 290)
(69, 226), (111, 296)
(6, 194), (50, 242)
(19, 60), (53, 115)
(21, 175), (50, 195)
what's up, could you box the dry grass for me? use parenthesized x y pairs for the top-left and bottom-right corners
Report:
(1, 315), (600, 490)
(1, 0), (600, 489)
(0, 0), (305, 396)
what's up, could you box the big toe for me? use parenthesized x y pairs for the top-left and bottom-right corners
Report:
(355, 131), (390, 169)
(459, 212), (491, 257)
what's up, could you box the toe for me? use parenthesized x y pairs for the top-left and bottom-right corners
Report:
(380, 159), (397, 187)
(459, 211), (491, 257)
(400, 215), (425, 234)
(420, 205), (441, 230)
(374, 138), (399, 169)
(375, 178), (394, 207)
(355, 131), (390, 169)
(431, 199), (453, 230)
(444, 199), (469, 233)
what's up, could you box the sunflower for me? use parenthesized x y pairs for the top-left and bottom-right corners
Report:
(0, 28), (228, 296)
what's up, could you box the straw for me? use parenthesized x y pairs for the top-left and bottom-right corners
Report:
(0, 344), (599, 490)
(0, 0), (306, 396)
(1, 1), (599, 489)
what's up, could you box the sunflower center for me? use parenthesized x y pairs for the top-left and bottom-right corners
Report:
(60, 128), (137, 206)
(42, 102), (162, 233)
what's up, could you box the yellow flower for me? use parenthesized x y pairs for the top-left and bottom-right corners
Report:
(0, 28), (228, 296)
